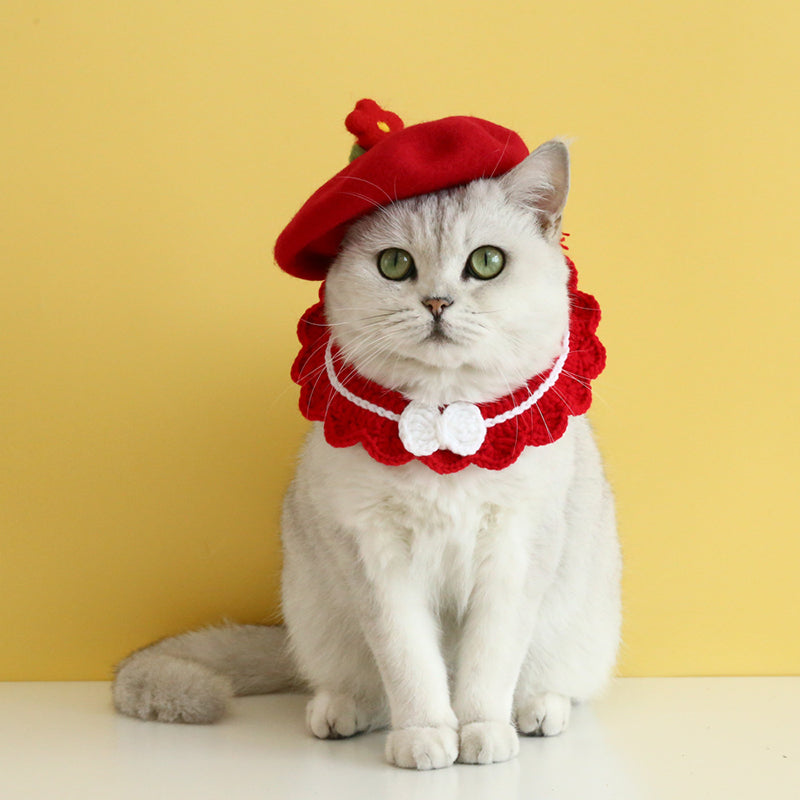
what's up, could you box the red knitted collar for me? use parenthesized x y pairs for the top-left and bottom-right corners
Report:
(291, 252), (605, 474)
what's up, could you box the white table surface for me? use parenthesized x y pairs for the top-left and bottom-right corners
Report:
(0, 678), (797, 799)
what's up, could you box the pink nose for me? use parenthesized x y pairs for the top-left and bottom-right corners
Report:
(422, 296), (452, 318)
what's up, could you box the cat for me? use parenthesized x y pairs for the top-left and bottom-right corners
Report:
(112, 138), (622, 770)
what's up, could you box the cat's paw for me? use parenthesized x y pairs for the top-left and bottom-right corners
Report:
(457, 721), (519, 765)
(385, 725), (459, 770)
(515, 692), (571, 737)
(306, 691), (373, 739)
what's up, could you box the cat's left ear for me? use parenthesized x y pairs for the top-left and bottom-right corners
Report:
(500, 139), (569, 242)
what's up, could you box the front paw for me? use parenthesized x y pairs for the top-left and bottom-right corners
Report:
(457, 721), (519, 765)
(385, 725), (459, 770)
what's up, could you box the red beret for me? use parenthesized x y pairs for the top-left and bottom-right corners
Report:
(274, 99), (530, 281)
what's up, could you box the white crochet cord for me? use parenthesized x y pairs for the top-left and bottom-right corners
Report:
(484, 328), (570, 428)
(324, 328), (570, 429)
(325, 339), (401, 422)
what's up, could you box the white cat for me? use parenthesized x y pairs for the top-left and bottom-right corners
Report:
(113, 139), (621, 770)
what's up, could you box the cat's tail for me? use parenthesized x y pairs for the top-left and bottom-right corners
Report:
(112, 623), (302, 724)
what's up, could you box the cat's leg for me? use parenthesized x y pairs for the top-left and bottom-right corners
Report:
(285, 599), (389, 739)
(282, 498), (389, 739)
(512, 585), (619, 738)
(298, 634), (389, 741)
(452, 514), (550, 765)
(368, 579), (459, 769)
(514, 444), (621, 738)
(512, 619), (584, 738)
(512, 634), (585, 738)
(511, 595), (594, 739)
(344, 531), (459, 769)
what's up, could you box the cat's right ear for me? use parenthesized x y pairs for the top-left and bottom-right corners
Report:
(500, 139), (570, 242)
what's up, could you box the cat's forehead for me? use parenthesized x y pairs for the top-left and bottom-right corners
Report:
(351, 180), (512, 250)
(392, 181), (500, 228)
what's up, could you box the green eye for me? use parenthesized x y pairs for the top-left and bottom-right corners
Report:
(378, 248), (415, 281)
(466, 246), (505, 280)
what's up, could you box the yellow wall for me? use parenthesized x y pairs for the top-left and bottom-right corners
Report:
(2, 1), (799, 680)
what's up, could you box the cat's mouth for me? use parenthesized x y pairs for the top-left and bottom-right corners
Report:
(424, 320), (456, 344)
(425, 328), (454, 344)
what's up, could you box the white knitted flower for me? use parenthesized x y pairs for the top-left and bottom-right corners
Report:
(398, 401), (487, 457)
(438, 402), (486, 456)
(398, 403), (440, 456)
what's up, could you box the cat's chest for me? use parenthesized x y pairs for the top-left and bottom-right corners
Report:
(377, 479), (491, 535)
(318, 440), (532, 603)
(365, 483), (496, 615)
(326, 445), (511, 547)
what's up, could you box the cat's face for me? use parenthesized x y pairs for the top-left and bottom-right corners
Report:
(324, 141), (572, 405)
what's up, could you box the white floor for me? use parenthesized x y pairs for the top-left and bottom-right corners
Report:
(0, 678), (797, 799)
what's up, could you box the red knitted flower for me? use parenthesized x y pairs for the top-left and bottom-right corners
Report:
(291, 251), (606, 474)
(344, 98), (405, 151)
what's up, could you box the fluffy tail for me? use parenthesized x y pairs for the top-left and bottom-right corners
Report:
(112, 624), (301, 724)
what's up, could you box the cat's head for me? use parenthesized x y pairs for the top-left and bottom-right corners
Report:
(324, 140), (572, 406)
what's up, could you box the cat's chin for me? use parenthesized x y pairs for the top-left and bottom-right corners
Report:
(407, 340), (471, 370)
(365, 348), (519, 406)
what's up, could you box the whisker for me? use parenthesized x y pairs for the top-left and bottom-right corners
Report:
(535, 402), (555, 443)
(487, 133), (513, 179)
(550, 385), (575, 416)
(332, 174), (397, 206)
(561, 370), (591, 389)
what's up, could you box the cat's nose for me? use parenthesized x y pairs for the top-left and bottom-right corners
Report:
(422, 296), (453, 319)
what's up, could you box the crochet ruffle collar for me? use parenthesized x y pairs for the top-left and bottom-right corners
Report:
(291, 252), (606, 475)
